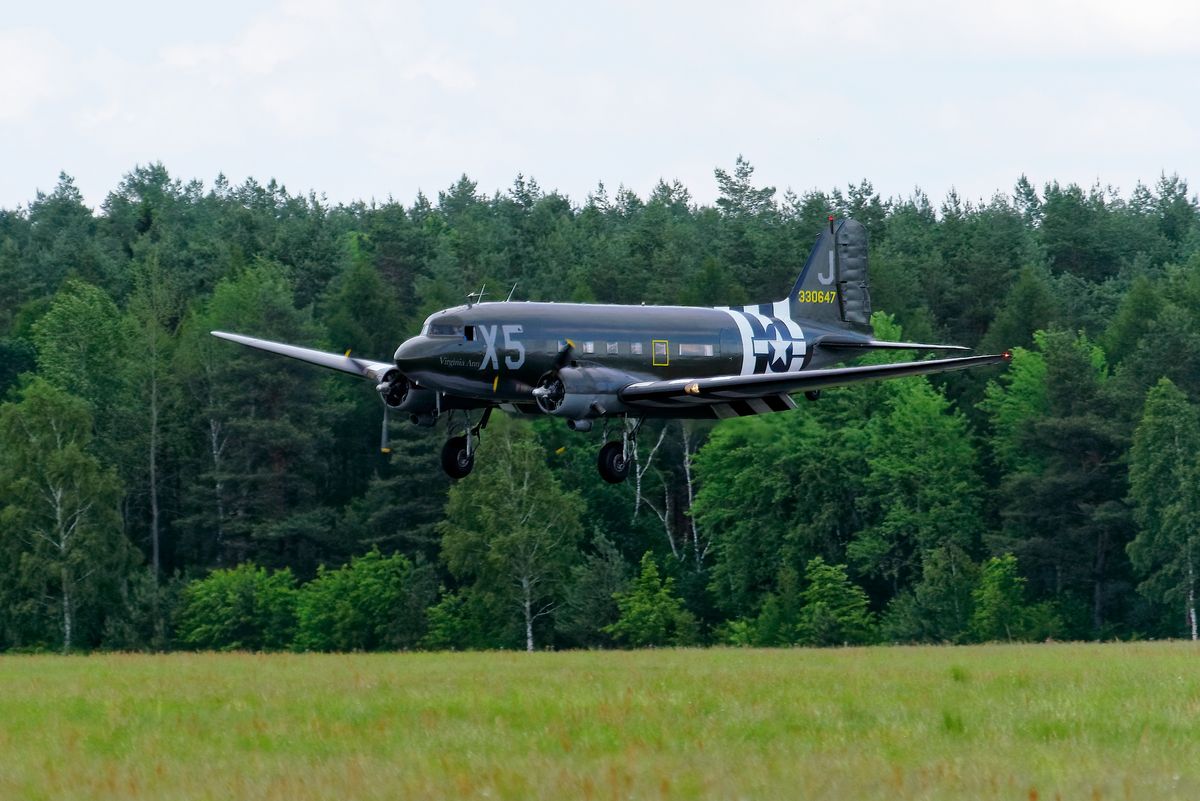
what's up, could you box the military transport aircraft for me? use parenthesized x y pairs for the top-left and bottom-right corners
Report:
(213, 218), (1010, 483)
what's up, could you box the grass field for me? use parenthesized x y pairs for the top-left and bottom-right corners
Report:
(1, 643), (1198, 800)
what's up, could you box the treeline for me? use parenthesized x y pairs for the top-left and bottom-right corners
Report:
(1, 159), (1199, 652)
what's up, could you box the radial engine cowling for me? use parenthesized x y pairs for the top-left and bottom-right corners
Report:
(374, 371), (437, 413)
(533, 366), (631, 419)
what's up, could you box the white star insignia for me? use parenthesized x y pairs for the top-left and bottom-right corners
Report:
(768, 333), (789, 364)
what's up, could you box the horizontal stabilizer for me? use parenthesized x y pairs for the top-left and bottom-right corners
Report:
(819, 338), (970, 352)
(211, 331), (396, 382)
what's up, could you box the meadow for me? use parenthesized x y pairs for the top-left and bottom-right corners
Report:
(0, 643), (1197, 800)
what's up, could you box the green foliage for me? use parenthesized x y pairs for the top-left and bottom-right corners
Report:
(419, 589), (502, 651)
(985, 330), (1131, 636)
(0, 378), (136, 652)
(30, 280), (127, 447)
(1127, 379), (1200, 635)
(556, 534), (631, 648)
(174, 261), (339, 570)
(605, 553), (698, 647)
(294, 549), (437, 652)
(969, 554), (1060, 642)
(101, 569), (186, 652)
(439, 417), (584, 650)
(796, 557), (875, 646)
(3, 164), (1200, 651)
(721, 563), (805, 647)
(981, 341), (1049, 473)
(850, 375), (983, 593)
(176, 564), (298, 651)
(882, 544), (979, 643)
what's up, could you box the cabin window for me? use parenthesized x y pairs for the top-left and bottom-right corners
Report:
(428, 323), (463, 337)
(464, 325), (475, 341)
(606, 341), (619, 355)
(630, 342), (643, 355)
(582, 341), (595, 354)
(652, 340), (669, 366)
(679, 343), (714, 357)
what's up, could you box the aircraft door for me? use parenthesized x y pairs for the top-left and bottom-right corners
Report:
(720, 328), (743, 374)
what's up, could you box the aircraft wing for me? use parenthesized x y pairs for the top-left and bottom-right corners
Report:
(211, 331), (396, 382)
(817, 338), (970, 352)
(618, 352), (1010, 413)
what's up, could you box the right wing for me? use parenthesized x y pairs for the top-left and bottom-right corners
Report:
(619, 352), (1010, 412)
(211, 331), (397, 383)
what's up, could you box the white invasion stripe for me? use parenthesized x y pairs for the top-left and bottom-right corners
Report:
(720, 308), (756, 375)
(748, 398), (772, 415)
(776, 394), (797, 410)
(770, 301), (807, 360)
(713, 404), (739, 419)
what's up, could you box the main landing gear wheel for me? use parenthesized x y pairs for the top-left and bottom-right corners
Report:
(441, 435), (474, 479)
(597, 440), (631, 484)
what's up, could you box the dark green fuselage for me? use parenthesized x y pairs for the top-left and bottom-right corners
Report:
(393, 301), (848, 406)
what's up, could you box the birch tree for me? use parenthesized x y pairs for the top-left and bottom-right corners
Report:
(1128, 378), (1200, 639)
(0, 379), (135, 651)
(440, 417), (583, 651)
(124, 246), (182, 583)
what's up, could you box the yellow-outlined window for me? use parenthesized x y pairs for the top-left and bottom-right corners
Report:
(652, 339), (669, 366)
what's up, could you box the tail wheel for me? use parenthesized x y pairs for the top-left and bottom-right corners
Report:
(597, 440), (630, 484)
(441, 436), (474, 479)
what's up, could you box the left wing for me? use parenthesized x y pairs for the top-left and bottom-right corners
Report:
(619, 352), (1010, 411)
(211, 331), (397, 383)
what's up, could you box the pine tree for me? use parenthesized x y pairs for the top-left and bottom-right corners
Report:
(604, 552), (697, 647)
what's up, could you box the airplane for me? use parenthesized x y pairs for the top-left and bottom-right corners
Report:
(213, 217), (1010, 484)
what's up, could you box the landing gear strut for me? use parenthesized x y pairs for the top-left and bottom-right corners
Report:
(440, 408), (492, 479)
(597, 417), (642, 484)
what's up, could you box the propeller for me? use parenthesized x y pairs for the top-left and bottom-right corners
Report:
(554, 339), (574, 369)
(374, 371), (407, 455)
(380, 404), (391, 454)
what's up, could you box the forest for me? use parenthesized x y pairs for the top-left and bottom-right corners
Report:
(2, 158), (1199, 653)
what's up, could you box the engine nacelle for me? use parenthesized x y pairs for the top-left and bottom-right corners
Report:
(375, 372), (437, 413)
(533, 366), (630, 419)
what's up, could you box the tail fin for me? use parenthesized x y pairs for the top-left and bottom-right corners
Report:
(788, 218), (872, 332)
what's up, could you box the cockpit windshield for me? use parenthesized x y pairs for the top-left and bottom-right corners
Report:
(427, 322), (463, 337)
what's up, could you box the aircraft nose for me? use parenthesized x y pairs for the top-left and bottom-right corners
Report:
(394, 335), (433, 364)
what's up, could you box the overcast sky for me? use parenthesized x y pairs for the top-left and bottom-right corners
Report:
(3, 0), (1198, 212)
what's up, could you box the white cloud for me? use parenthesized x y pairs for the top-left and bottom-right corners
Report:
(0, 29), (67, 123)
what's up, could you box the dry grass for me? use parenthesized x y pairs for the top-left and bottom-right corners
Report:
(1, 643), (1198, 800)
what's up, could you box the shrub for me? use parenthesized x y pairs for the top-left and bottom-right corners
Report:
(294, 548), (436, 651)
(176, 563), (297, 651)
(798, 557), (875, 646)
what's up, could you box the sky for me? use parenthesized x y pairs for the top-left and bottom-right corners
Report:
(2, 0), (1198, 212)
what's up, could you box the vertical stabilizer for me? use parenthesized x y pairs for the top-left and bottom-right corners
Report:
(787, 218), (872, 332)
